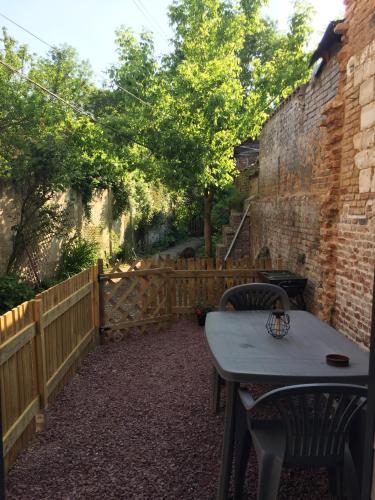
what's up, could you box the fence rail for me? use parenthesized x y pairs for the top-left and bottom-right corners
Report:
(106, 254), (258, 273)
(0, 266), (98, 471)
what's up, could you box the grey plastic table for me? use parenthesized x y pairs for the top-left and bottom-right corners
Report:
(204, 310), (369, 500)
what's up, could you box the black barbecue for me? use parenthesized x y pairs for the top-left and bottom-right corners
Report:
(258, 270), (307, 309)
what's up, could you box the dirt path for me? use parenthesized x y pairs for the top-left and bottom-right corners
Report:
(158, 237), (203, 257)
(7, 321), (330, 499)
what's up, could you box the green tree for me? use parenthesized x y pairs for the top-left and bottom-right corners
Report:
(0, 31), (116, 275)
(0, 0), (314, 274)
(148, 0), (312, 256)
(98, 28), (175, 239)
(97, 1), (312, 257)
(239, 0), (313, 134)
(157, 0), (246, 256)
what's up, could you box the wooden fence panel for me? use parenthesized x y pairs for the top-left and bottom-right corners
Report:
(0, 301), (39, 470)
(170, 269), (260, 317)
(36, 268), (97, 404)
(1, 261), (263, 468)
(1, 265), (98, 470)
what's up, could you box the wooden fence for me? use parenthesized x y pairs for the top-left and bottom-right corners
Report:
(100, 263), (262, 339)
(0, 266), (98, 471)
(1, 257), (271, 468)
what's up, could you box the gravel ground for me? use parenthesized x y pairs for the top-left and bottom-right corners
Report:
(7, 321), (331, 499)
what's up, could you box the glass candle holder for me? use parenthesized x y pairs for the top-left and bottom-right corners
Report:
(266, 310), (290, 339)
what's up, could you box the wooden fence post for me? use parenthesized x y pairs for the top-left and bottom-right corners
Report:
(33, 299), (47, 431)
(164, 269), (172, 321)
(97, 259), (105, 344)
(92, 265), (100, 345)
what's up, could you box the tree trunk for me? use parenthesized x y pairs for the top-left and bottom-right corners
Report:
(204, 189), (213, 258)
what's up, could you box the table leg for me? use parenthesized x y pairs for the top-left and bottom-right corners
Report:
(217, 381), (239, 500)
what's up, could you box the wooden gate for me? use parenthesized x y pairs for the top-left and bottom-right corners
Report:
(99, 267), (172, 340)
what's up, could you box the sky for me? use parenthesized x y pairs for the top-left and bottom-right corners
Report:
(0, 0), (345, 83)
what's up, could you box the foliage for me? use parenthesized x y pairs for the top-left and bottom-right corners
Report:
(57, 238), (99, 279)
(122, 0), (313, 256)
(193, 303), (213, 315)
(155, 0), (246, 193)
(35, 278), (61, 292)
(0, 31), (103, 271)
(0, 274), (35, 315)
(0, 30), (141, 272)
(0, 0), (314, 270)
(211, 186), (246, 234)
(114, 241), (138, 264)
(239, 0), (314, 136)
(211, 232), (223, 254)
(167, 191), (202, 238)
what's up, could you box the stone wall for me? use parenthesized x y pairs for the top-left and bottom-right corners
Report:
(0, 184), (130, 280)
(234, 167), (251, 197)
(0, 183), (20, 273)
(247, 0), (375, 346)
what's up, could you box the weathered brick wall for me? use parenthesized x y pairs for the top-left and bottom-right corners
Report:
(234, 167), (251, 196)
(234, 168), (259, 198)
(249, 56), (341, 312)
(333, 0), (375, 346)
(234, 147), (259, 197)
(248, 0), (375, 346)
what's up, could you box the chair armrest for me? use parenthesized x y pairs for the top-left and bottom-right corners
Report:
(238, 388), (256, 411)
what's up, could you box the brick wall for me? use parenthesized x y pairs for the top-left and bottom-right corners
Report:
(234, 167), (251, 196)
(333, 0), (375, 346)
(247, 0), (375, 346)
(234, 141), (259, 197)
(249, 55), (341, 313)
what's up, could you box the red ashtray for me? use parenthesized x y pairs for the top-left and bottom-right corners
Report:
(326, 354), (350, 367)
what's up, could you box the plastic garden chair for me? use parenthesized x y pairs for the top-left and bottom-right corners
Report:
(234, 383), (367, 500)
(219, 283), (290, 312)
(211, 284), (290, 414)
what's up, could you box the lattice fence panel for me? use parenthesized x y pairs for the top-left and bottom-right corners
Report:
(102, 269), (171, 341)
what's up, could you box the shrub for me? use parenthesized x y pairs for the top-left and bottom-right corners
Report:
(0, 274), (35, 315)
(115, 242), (138, 264)
(57, 238), (99, 279)
(211, 186), (245, 234)
(34, 277), (61, 293)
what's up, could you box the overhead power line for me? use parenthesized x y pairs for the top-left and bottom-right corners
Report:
(131, 0), (169, 41)
(0, 58), (152, 151)
(0, 58), (91, 116)
(112, 82), (152, 107)
(137, 0), (169, 38)
(0, 11), (57, 51)
(0, 10), (152, 108)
